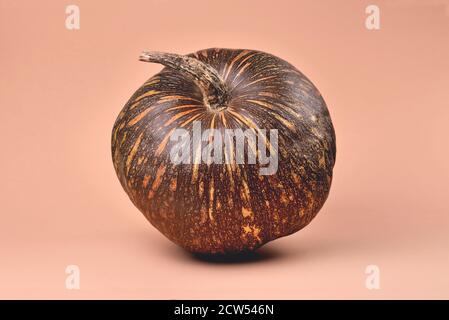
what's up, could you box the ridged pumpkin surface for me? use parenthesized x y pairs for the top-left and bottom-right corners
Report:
(112, 48), (336, 254)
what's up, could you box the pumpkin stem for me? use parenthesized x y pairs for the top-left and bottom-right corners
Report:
(139, 51), (229, 110)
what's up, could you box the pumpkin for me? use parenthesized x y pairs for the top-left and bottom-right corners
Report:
(111, 48), (336, 254)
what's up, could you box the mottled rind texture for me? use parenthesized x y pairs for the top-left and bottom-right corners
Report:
(111, 48), (336, 254)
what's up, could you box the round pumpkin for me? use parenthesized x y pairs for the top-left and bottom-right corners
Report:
(111, 48), (336, 254)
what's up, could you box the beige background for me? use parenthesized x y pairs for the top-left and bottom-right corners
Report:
(1, 0), (449, 299)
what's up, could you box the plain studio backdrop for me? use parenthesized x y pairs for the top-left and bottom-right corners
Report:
(0, 0), (448, 298)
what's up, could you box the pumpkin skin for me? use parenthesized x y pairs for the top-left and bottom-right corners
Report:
(112, 48), (336, 254)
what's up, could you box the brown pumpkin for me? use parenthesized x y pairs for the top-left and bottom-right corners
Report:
(111, 48), (336, 254)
